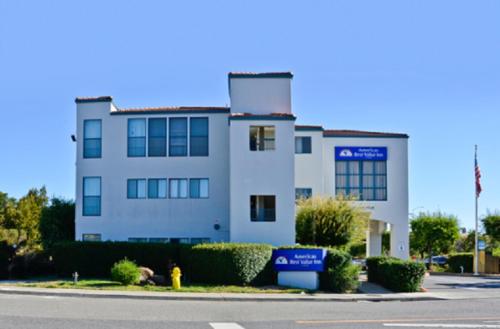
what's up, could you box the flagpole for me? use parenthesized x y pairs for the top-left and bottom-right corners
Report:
(474, 145), (479, 276)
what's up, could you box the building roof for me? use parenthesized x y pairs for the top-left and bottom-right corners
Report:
(229, 113), (296, 121)
(295, 125), (324, 131)
(111, 106), (230, 115)
(75, 96), (113, 103)
(228, 72), (293, 79)
(323, 129), (409, 138)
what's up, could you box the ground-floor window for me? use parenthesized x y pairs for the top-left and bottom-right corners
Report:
(250, 195), (276, 222)
(83, 177), (101, 216)
(82, 233), (101, 241)
(295, 188), (312, 200)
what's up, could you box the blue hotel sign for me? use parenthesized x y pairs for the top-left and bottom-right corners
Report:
(272, 249), (326, 272)
(335, 146), (388, 161)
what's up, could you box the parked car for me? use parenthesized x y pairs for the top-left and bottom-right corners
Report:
(423, 256), (448, 265)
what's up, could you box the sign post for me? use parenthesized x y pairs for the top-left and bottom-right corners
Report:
(272, 249), (326, 290)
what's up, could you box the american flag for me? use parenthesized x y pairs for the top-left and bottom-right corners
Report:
(475, 155), (482, 198)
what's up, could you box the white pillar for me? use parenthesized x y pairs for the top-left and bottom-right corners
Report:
(390, 222), (409, 260)
(367, 220), (384, 257)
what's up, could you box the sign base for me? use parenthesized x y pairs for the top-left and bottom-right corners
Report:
(278, 271), (319, 290)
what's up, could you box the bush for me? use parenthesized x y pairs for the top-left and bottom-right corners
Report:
(51, 241), (185, 278)
(187, 243), (273, 286)
(448, 253), (473, 273)
(366, 256), (426, 292)
(110, 259), (140, 285)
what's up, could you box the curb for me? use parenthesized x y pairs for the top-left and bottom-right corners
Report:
(0, 287), (444, 303)
(429, 272), (500, 278)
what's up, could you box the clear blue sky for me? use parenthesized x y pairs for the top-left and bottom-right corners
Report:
(1, 1), (498, 230)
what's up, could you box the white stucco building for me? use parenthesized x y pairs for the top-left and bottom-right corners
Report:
(75, 72), (409, 258)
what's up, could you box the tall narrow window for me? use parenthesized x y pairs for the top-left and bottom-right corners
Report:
(83, 177), (101, 216)
(148, 179), (167, 199)
(169, 118), (187, 156)
(249, 126), (275, 151)
(250, 195), (276, 222)
(169, 179), (188, 198)
(83, 120), (101, 158)
(295, 136), (311, 154)
(148, 118), (166, 157)
(127, 179), (146, 199)
(189, 178), (209, 198)
(128, 119), (146, 157)
(335, 160), (387, 201)
(190, 117), (208, 156)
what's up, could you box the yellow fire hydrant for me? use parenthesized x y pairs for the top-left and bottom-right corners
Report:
(171, 266), (181, 290)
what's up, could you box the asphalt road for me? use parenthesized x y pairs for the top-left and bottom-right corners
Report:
(1, 292), (500, 329)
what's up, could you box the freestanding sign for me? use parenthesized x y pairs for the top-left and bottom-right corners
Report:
(335, 146), (388, 161)
(273, 249), (326, 290)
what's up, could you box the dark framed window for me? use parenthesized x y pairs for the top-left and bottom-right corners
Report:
(189, 178), (209, 198)
(82, 233), (101, 242)
(148, 179), (167, 199)
(169, 118), (187, 156)
(148, 118), (166, 157)
(127, 179), (146, 199)
(169, 179), (188, 198)
(249, 126), (275, 151)
(190, 117), (209, 156)
(295, 188), (312, 200)
(83, 119), (102, 158)
(83, 177), (101, 216)
(295, 136), (311, 154)
(250, 195), (276, 222)
(128, 119), (146, 157)
(335, 160), (387, 201)
(128, 237), (148, 243)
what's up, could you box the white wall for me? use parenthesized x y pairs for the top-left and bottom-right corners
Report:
(294, 130), (324, 197)
(75, 102), (230, 242)
(229, 119), (296, 246)
(229, 78), (292, 115)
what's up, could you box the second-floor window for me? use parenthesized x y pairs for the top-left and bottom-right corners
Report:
(148, 118), (166, 157)
(249, 126), (275, 151)
(169, 118), (188, 156)
(83, 120), (101, 158)
(127, 179), (146, 199)
(295, 136), (311, 154)
(190, 117), (208, 156)
(250, 195), (276, 222)
(335, 160), (387, 201)
(128, 119), (146, 157)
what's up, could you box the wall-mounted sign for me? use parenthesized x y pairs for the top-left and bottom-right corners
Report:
(478, 240), (486, 251)
(335, 146), (388, 161)
(272, 249), (326, 272)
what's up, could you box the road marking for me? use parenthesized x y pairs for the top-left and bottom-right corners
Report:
(384, 324), (500, 328)
(209, 323), (245, 329)
(297, 317), (500, 325)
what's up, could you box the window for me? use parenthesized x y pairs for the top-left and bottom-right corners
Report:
(189, 178), (209, 198)
(83, 177), (101, 216)
(148, 238), (169, 243)
(250, 195), (276, 222)
(82, 233), (101, 242)
(169, 179), (188, 198)
(170, 238), (190, 244)
(335, 160), (387, 201)
(148, 179), (167, 199)
(83, 120), (102, 158)
(128, 119), (146, 157)
(249, 126), (275, 151)
(295, 136), (311, 154)
(190, 238), (210, 244)
(169, 118), (187, 156)
(148, 118), (166, 157)
(190, 117), (209, 156)
(128, 237), (148, 243)
(127, 179), (146, 199)
(295, 188), (312, 200)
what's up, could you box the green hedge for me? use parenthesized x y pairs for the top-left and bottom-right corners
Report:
(366, 256), (426, 292)
(51, 241), (186, 277)
(187, 243), (274, 286)
(448, 253), (473, 273)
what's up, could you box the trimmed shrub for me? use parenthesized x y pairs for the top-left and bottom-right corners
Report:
(187, 243), (273, 286)
(366, 256), (426, 292)
(110, 259), (140, 285)
(51, 241), (185, 278)
(448, 253), (473, 273)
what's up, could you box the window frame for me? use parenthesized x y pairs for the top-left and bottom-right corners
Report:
(250, 195), (276, 222)
(189, 117), (209, 156)
(82, 176), (101, 216)
(169, 117), (188, 157)
(82, 233), (102, 242)
(169, 178), (188, 199)
(148, 118), (167, 157)
(189, 178), (209, 199)
(83, 119), (102, 159)
(148, 178), (167, 199)
(249, 126), (275, 151)
(127, 118), (146, 157)
(295, 136), (312, 154)
(335, 160), (387, 201)
(127, 178), (147, 199)
(295, 188), (313, 200)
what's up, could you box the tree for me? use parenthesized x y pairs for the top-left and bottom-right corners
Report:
(15, 187), (48, 249)
(39, 198), (75, 248)
(296, 196), (370, 247)
(483, 213), (500, 243)
(454, 230), (477, 253)
(410, 212), (460, 265)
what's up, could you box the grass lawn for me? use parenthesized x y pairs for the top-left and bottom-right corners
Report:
(12, 279), (305, 294)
